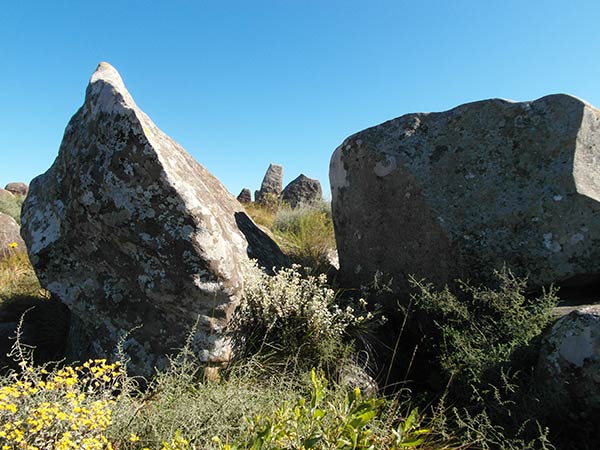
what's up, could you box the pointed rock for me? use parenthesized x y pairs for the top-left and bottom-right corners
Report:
(237, 188), (252, 203)
(255, 163), (283, 203)
(21, 62), (286, 375)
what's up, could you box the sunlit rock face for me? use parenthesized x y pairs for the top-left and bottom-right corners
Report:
(255, 163), (283, 203)
(21, 62), (287, 376)
(0, 212), (25, 259)
(330, 94), (600, 296)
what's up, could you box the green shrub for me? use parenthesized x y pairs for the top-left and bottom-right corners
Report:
(407, 268), (557, 394)
(214, 369), (447, 450)
(272, 201), (336, 271)
(0, 194), (24, 224)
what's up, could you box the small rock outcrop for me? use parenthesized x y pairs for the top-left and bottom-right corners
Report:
(5, 182), (28, 197)
(0, 189), (15, 200)
(281, 174), (323, 208)
(537, 305), (600, 416)
(331, 94), (600, 294)
(237, 188), (252, 203)
(21, 62), (287, 376)
(255, 163), (283, 203)
(0, 212), (25, 258)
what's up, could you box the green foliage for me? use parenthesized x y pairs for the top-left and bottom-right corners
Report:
(0, 193), (24, 224)
(272, 201), (336, 271)
(214, 369), (441, 450)
(231, 261), (373, 370)
(407, 268), (558, 394)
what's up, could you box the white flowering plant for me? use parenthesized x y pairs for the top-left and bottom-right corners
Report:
(231, 261), (379, 369)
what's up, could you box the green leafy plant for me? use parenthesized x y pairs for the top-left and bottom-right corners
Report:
(407, 268), (558, 393)
(214, 369), (437, 450)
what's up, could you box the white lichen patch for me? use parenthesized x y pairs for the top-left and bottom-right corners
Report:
(570, 233), (585, 245)
(28, 200), (65, 253)
(543, 233), (562, 252)
(374, 154), (397, 178)
(330, 144), (351, 201)
(558, 327), (594, 367)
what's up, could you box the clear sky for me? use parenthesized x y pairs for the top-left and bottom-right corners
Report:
(1, 1), (599, 198)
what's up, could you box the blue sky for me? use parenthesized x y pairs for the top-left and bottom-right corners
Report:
(1, 1), (599, 198)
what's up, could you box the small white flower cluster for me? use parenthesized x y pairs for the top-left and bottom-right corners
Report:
(237, 261), (362, 343)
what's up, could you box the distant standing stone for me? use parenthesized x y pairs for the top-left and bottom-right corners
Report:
(0, 212), (25, 259)
(5, 182), (28, 197)
(237, 188), (252, 203)
(282, 174), (323, 208)
(255, 163), (283, 203)
(20, 62), (287, 376)
(331, 94), (600, 294)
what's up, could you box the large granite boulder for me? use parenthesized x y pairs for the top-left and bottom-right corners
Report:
(282, 174), (323, 208)
(537, 305), (600, 416)
(0, 212), (25, 259)
(5, 182), (28, 197)
(255, 163), (283, 203)
(331, 94), (600, 295)
(21, 62), (287, 376)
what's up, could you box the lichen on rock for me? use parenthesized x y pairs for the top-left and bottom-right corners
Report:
(21, 62), (287, 376)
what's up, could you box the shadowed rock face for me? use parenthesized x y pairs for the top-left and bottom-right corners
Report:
(237, 188), (252, 203)
(537, 305), (600, 415)
(21, 62), (286, 376)
(282, 174), (323, 208)
(330, 94), (600, 295)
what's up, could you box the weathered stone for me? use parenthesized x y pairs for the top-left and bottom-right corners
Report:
(20, 62), (286, 376)
(255, 163), (283, 203)
(537, 305), (600, 416)
(282, 174), (323, 208)
(5, 182), (28, 197)
(331, 94), (600, 294)
(0, 212), (25, 259)
(237, 188), (252, 203)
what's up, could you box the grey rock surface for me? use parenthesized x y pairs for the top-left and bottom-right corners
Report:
(20, 62), (286, 376)
(331, 94), (600, 294)
(255, 163), (283, 203)
(282, 174), (323, 208)
(237, 188), (252, 203)
(5, 182), (28, 197)
(0, 212), (25, 259)
(537, 305), (600, 415)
